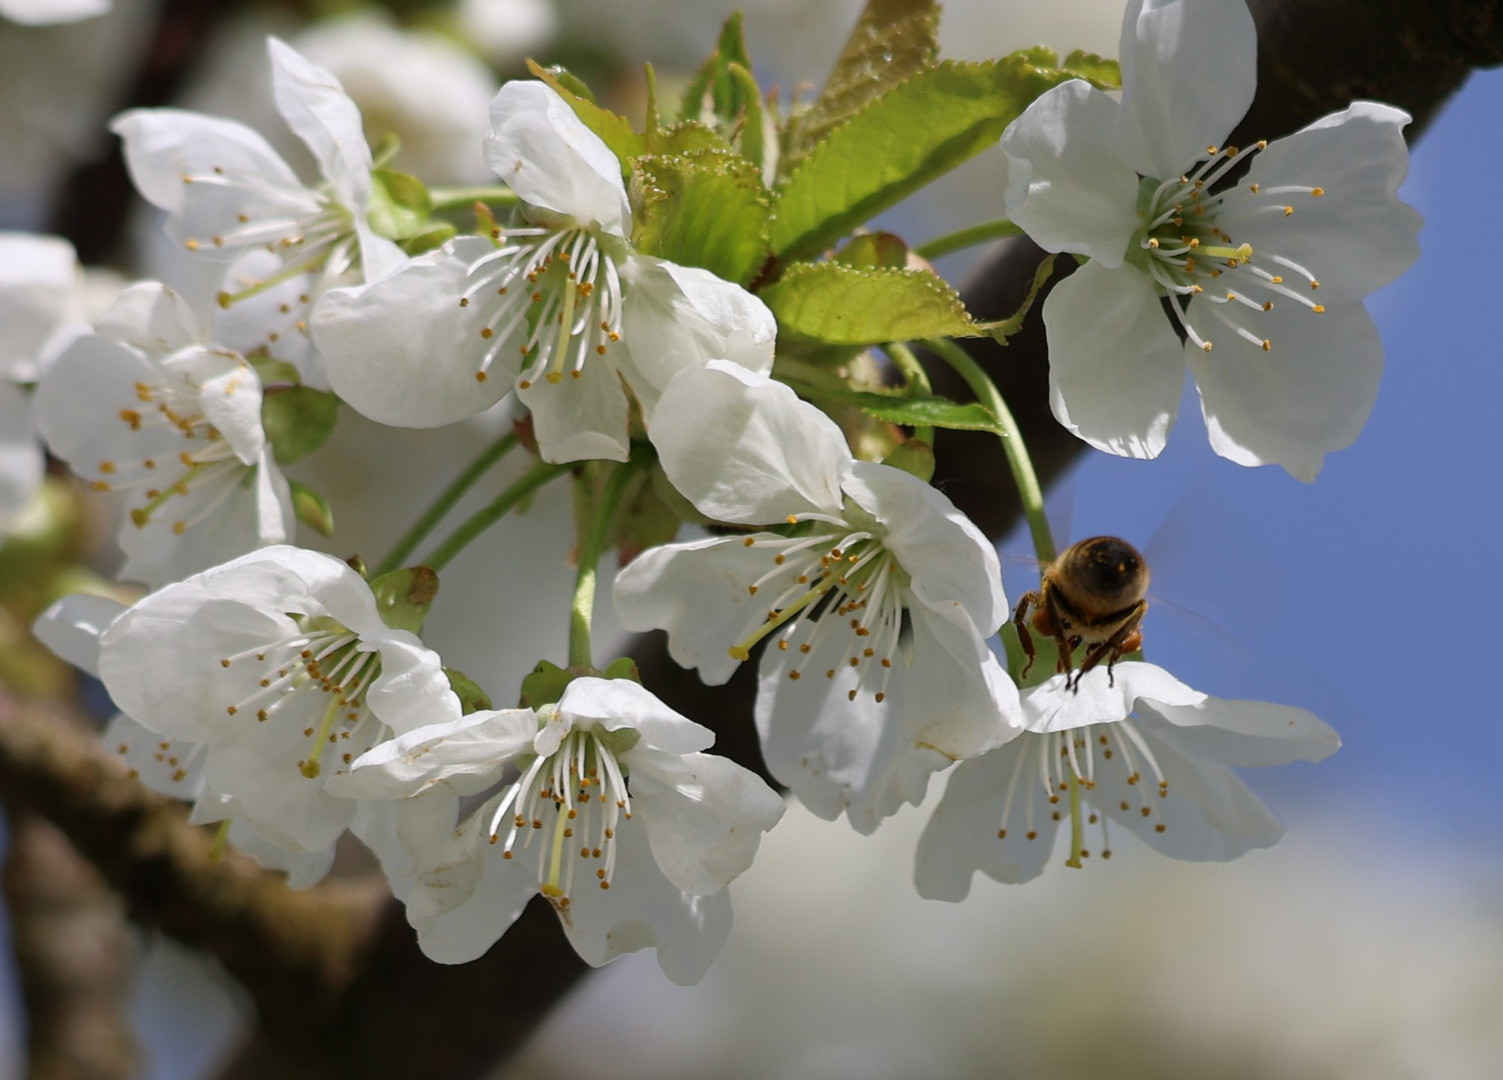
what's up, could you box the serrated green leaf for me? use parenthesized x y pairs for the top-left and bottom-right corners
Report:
(261, 386), (339, 465)
(760, 261), (980, 344)
(367, 169), (434, 240)
(527, 60), (644, 171)
(784, 0), (939, 169)
(772, 55), (1073, 261)
(632, 149), (771, 285)
(1063, 50), (1121, 89)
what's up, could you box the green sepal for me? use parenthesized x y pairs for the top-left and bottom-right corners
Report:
(371, 132), (401, 170)
(400, 223), (457, 256)
(261, 386), (339, 466)
(1062, 50), (1121, 89)
(526, 60), (644, 174)
(782, 0), (939, 172)
(445, 667), (494, 714)
(761, 261), (980, 345)
(772, 55), (1075, 261)
(520, 659), (574, 709)
(880, 438), (935, 482)
(601, 657), (642, 683)
(249, 356), (302, 388)
(289, 480), (335, 539)
(679, 12), (754, 120)
(367, 169), (435, 241)
(834, 231), (910, 270)
(370, 566), (439, 634)
(647, 119), (734, 156)
(630, 149), (771, 284)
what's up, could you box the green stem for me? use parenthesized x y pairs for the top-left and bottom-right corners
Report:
(374, 433), (520, 577)
(884, 341), (936, 445)
(924, 337), (1056, 566)
(913, 218), (1023, 262)
(568, 463), (637, 670)
(428, 186), (522, 212)
(422, 459), (573, 573)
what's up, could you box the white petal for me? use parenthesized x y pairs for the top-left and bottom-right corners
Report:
(0, 0), (110, 25)
(628, 748), (784, 895)
(166, 348), (266, 465)
(516, 352), (630, 463)
(332, 709), (537, 798)
(267, 37), (372, 212)
(1231, 102), (1422, 305)
(903, 605), (1024, 760)
(559, 677), (714, 755)
(483, 80), (630, 235)
(213, 250), (326, 388)
(314, 241), (512, 427)
(1137, 697), (1340, 767)
(559, 820), (734, 985)
(31, 592), (126, 675)
(1043, 261), (1185, 459)
(101, 713), (207, 801)
(350, 793), (461, 903)
(226, 818), (335, 889)
(413, 837), (533, 964)
(614, 256), (776, 418)
(93, 281), (203, 355)
(1113, 0), (1256, 178)
(1187, 300), (1382, 481)
(0, 232), (81, 381)
(611, 534), (782, 686)
(364, 633), (463, 736)
(1001, 80), (1141, 268)
(1022, 661), (1206, 733)
(842, 460), (1006, 634)
(915, 737), (1062, 896)
(111, 109), (316, 260)
(1097, 725), (1284, 860)
(648, 360), (848, 524)
(0, 382), (42, 530)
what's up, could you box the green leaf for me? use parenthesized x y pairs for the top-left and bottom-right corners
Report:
(526, 60), (644, 170)
(680, 12), (755, 122)
(771, 54), (1073, 261)
(833, 231), (909, 270)
(370, 566), (439, 633)
(367, 169), (434, 241)
(648, 119), (734, 156)
(783, 0), (939, 170)
(760, 261), (980, 344)
(1063, 50), (1121, 89)
(260, 386), (339, 466)
(445, 667), (493, 713)
(797, 387), (1003, 434)
(631, 149), (771, 285)
(289, 480), (335, 538)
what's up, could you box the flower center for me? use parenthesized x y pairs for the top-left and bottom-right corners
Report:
(180, 167), (355, 278)
(1131, 142), (1327, 353)
(729, 509), (908, 704)
(483, 725), (633, 917)
(995, 718), (1170, 866)
(91, 362), (256, 539)
(217, 614), (385, 779)
(458, 223), (624, 389)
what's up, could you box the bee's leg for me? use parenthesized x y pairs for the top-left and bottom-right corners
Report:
(1080, 603), (1147, 688)
(1012, 593), (1039, 678)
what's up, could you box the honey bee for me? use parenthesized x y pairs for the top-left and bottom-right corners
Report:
(1012, 536), (1149, 691)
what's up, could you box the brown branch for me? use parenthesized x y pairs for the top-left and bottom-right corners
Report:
(3, 813), (139, 1080)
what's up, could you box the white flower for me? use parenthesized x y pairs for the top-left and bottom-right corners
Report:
(331, 676), (785, 985)
(1000, 0), (1422, 481)
(113, 36), (404, 388)
(313, 80), (776, 464)
(0, 231), (88, 530)
(614, 361), (1022, 833)
(914, 661), (1340, 896)
(0, 0), (109, 25)
(33, 282), (292, 587)
(90, 545), (462, 865)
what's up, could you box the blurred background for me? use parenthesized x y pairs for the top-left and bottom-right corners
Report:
(2, 0), (1500, 1077)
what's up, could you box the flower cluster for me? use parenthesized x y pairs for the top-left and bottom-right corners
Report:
(19, 0), (1415, 986)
